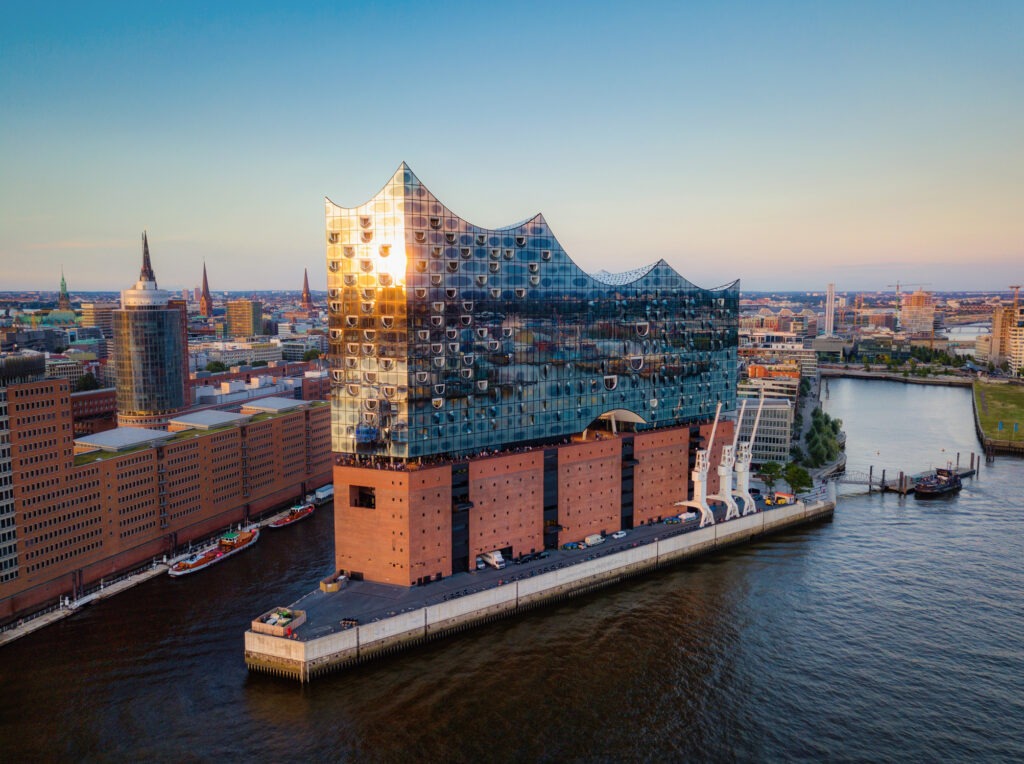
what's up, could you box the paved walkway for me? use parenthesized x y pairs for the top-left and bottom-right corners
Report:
(278, 500), (785, 642)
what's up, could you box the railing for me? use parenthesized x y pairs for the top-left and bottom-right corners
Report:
(0, 558), (163, 635)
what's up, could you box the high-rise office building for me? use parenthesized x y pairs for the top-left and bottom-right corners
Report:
(80, 302), (117, 340)
(326, 164), (738, 585)
(227, 299), (263, 338)
(900, 289), (936, 336)
(112, 232), (188, 428)
(824, 282), (835, 337)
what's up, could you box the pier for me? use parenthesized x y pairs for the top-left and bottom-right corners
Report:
(245, 495), (836, 682)
(828, 452), (979, 495)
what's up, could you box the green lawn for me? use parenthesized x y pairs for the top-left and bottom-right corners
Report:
(974, 381), (1024, 440)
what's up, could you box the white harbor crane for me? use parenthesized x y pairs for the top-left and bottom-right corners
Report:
(732, 395), (765, 516)
(676, 402), (721, 528)
(710, 399), (745, 521)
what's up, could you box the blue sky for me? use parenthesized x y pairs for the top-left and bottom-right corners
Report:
(2, 1), (1021, 293)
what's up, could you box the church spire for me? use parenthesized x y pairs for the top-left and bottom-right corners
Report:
(58, 266), (71, 310)
(199, 261), (214, 317)
(139, 231), (156, 282)
(301, 267), (313, 310)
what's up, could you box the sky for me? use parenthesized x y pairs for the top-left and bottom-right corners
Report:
(1, 1), (1022, 294)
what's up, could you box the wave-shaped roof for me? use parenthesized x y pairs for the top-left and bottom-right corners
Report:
(327, 163), (738, 293)
(592, 262), (661, 286)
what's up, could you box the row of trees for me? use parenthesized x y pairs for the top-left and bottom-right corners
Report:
(804, 407), (842, 467)
(759, 461), (812, 494)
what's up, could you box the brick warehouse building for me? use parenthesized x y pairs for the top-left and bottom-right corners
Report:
(327, 165), (739, 585)
(0, 353), (332, 621)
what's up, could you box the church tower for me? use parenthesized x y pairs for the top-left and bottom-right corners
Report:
(300, 267), (314, 311)
(57, 267), (71, 311)
(199, 262), (214, 317)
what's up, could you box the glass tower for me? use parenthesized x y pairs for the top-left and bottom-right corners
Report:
(326, 164), (738, 460)
(113, 233), (187, 428)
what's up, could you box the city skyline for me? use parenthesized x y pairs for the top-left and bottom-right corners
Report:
(2, 2), (1022, 292)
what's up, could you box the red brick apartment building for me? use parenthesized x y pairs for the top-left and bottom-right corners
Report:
(0, 377), (332, 622)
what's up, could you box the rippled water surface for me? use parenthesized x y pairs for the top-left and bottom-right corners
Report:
(1, 379), (1022, 761)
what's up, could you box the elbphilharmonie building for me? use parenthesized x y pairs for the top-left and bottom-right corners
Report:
(326, 163), (738, 461)
(326, 164), (739, 584)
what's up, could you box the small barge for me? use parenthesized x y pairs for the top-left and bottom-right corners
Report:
(168, 527), (259, 577)
(267, 503), (315, 529)
(914, 467), (963, 498)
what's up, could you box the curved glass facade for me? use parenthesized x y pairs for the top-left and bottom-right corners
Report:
(326, 164), (738, 460)
(113, 306), (187, 419)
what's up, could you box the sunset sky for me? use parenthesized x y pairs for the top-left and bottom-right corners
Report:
(2, 1), (1021, 294)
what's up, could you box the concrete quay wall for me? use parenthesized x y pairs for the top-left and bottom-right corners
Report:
(245, 500), (834, 681)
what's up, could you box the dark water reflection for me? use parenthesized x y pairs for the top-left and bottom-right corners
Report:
(1, 379), (1022, 761)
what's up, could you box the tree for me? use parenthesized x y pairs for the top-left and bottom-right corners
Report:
(784, 463), (813, 494)
(760, 461), (783, 492)
(205, 361), (228, 373)
(73, 372), (100, 392)
(302, 348), (322, 362)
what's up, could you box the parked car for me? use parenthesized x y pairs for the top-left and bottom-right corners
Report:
(612, 530), (627, 539)
(664, 517), (681, 525)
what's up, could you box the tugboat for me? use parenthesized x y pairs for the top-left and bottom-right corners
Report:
(168, 527), (260, 576)
(914, 467), (962, 499)
(267, 502), (315, 529)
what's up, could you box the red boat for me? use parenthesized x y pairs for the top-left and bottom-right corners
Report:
(268, 503), (315, 529)
(168, 527), (259, 577)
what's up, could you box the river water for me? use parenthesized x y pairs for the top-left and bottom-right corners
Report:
(1, 379), (1022, 762)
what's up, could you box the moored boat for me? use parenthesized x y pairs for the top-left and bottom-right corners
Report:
(168, 527), (260, 576)
(914, 468), (962, 498)
(268, 503), (315, 529)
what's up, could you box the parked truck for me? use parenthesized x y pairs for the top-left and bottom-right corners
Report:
(480, 550), (506, 570)
(312, 485), (334, 505)
(584, 533), (605, 546)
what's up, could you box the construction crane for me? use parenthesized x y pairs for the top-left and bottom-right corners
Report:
(886, 281), (932, 295)
(886, 282), (931, 332)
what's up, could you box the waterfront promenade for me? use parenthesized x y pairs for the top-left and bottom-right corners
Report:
(245, 493), (836, 681)
(820, 365), (972, 387)
(0, 501), (312, 647)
